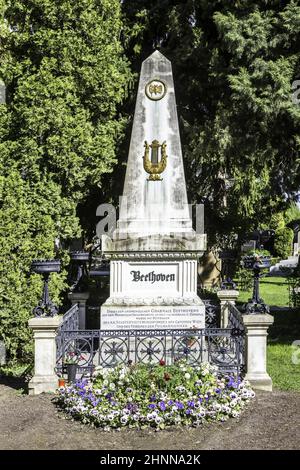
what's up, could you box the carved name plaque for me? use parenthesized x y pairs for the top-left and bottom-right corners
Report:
(124, 263), (179, 295)
(101, 305), (205, 330)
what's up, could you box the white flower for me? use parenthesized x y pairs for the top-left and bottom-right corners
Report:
(109, 382), (116, 390)
(120, 416), (128, 424)
(184, 373), (191, 380)
(213, 403), (221, 411)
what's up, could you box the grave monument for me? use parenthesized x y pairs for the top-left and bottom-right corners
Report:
(100, 51), (207, 330)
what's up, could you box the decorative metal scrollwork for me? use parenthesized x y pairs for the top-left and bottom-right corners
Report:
(172, 336), (202, 364)
(136, 337), (164, 363)
(99, 337), (128, 367)
(63, 338), (92, 367)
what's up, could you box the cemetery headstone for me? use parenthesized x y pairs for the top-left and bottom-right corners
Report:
(100, 51), (207, 330)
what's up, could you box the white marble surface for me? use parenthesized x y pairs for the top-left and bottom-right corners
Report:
(28, 316), (62, 395)
(103, 50), (206, 252)
(101, 305), (205, 330)
(243, 314), (274, 391)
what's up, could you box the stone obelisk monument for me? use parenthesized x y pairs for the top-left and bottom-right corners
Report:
(101, 50), (206, 330)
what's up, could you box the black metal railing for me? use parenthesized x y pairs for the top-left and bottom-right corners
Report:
(56, 326), (245, 376)
(204, 299), (220, 328)
(56, 303), (79, 362)
(227, 302), (244, 332)
(227, 302), (245, 374)
(55, 300), (245, 376)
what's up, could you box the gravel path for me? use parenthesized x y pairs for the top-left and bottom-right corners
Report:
(0, 378), (299, 450)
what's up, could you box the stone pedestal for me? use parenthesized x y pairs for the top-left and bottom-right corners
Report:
(28, 316), (62, 395)
(101, 253), (205, 329)
(68, 292), (90, 330)
(217, 289), (239, 328)
(242, 314), (274, 391)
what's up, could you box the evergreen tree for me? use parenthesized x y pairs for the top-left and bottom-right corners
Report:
(122, 0), (300, 248)
(0, 0), (131, 361)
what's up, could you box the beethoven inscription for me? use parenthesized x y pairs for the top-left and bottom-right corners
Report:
(125, 263), (179, 296)
(101, 306), (205, 330)
(130, 270), (175, 283)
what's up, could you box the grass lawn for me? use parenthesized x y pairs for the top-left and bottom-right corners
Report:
(267, 308), (300, 392)
(237, 276), (290, 307)
(237, 276), (300, 391)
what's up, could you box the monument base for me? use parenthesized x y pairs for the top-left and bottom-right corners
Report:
(99, 250), (206, 331)
(101, 300), (205, 330)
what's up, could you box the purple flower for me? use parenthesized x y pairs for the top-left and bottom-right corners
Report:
(148, 403), (156, 409)
(175, 401), (184, 410)
(159, 401), (166, 411)
(187, 400), (195, 408)
(186, 409), (192, 415)
(150, 394), (156, 402)
(215, 388), (221, 394)
(167, 400), (174, 406)
(227, 375), (240, 389)
(127, 402), (138, 413)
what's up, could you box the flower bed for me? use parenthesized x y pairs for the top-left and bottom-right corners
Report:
(54, 361), (255, 430)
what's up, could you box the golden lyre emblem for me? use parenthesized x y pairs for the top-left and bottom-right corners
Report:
(143, 140), (167, 181)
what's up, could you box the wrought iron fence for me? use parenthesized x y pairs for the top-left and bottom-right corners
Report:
(203, 299), (220, 328)
(56, 327), (245, 376)
(56, 300), (245, 377)
(56, 303), (79, 362)
(227, 302), (244, 333)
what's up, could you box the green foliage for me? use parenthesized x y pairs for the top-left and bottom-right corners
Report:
(122, 0), (300, 248)
(236, 267), (252, 291)
(284, 202), (300, 225)
(0, 0), (131, 361)
(245, 249), (271, 257)
(274, 226), (294, 259)
(269, 213), (286, 231)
